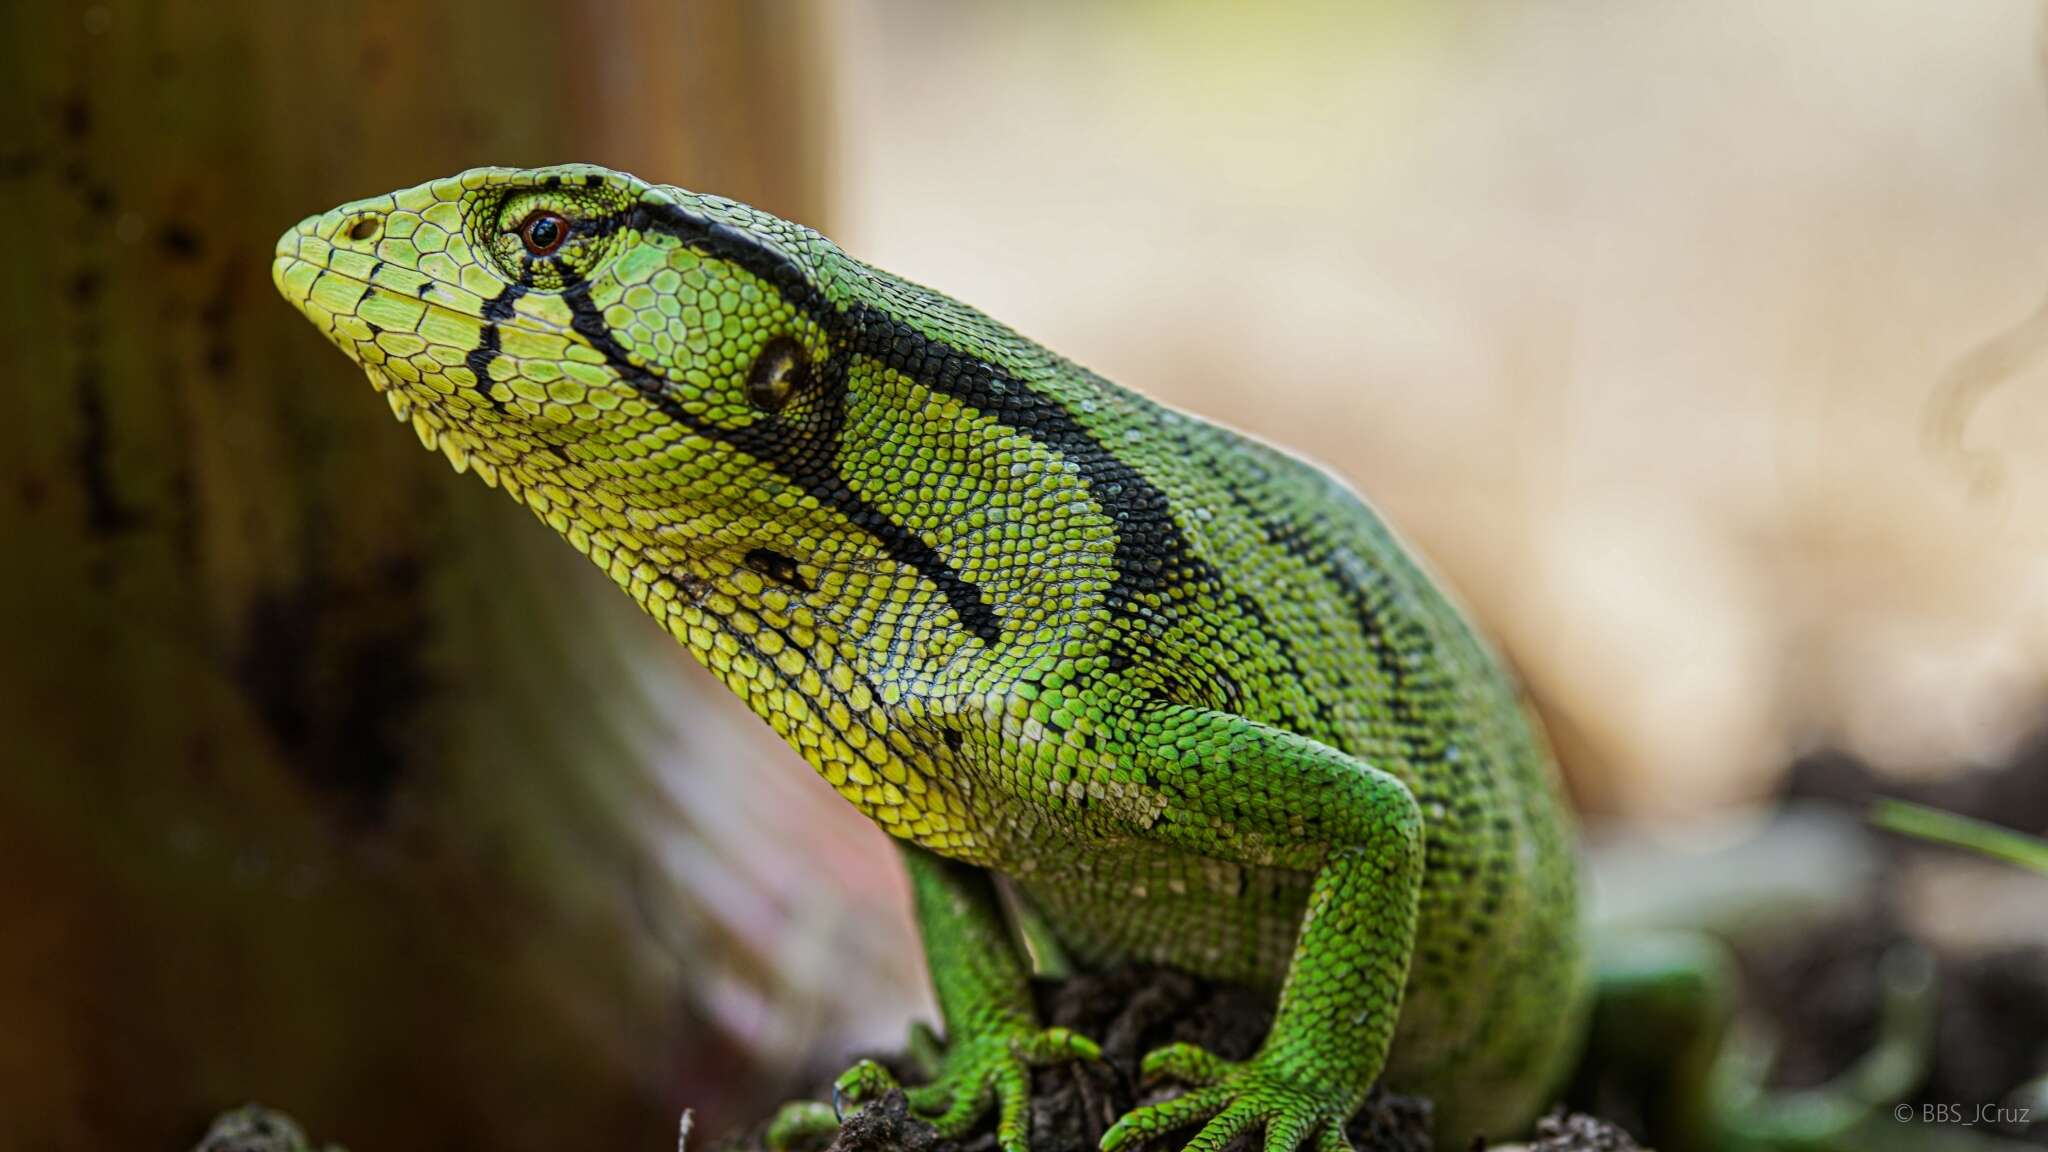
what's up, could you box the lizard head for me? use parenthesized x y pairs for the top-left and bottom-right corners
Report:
(271, 164), (852, 567)
(275, 165), (1119, 708)
(273, 163), (1132, 835)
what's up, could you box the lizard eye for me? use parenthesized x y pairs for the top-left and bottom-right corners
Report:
(482, 190), (626, 288)
(518, 210), (568, 257)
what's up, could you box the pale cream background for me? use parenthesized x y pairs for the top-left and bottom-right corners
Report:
(822, 0), (2048, 817)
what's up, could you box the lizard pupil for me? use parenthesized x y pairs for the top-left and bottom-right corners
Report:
(519, 211), (568, 256)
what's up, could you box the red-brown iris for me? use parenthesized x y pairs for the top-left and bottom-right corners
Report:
(518, 210), (568, 257)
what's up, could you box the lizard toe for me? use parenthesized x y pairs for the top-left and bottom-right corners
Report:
(1100, 1085), (1235, 1152)
(1182, 1101), (1267, 1152)
(764, 1101), (840, 1152)
(1017, 1025), (1103, 1066)
(1260, 1109), (1317, 1152)
(901, 1081), (954, 1116)
(1142, 1041), (1236, 1087)
(831, 1058), (900, 1117)
(921, 1074), (994, 1138)
(993, 1063), (1032, 1152)
(1108, 1051), (1358, 1152)
(1314, 1122), (1355, 1152)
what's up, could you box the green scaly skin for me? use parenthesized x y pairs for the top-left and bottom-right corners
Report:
(273, 165), (1586, 1151)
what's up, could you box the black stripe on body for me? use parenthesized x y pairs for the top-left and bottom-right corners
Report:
(1166, 426), (1414, 729)
(837, 310), (1190, 623)
(629, 203), (825, 318)
(557, 280), (1004, 645)
(626, 201), (1205, 621)
(1225, 470), (1441, 740)
(1253, 508), (1430, 733)
(554, 199), (1332, 717)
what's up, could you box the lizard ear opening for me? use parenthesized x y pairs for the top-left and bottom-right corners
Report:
(746, 336), (807, 413)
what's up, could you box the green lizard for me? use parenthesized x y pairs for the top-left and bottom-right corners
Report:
(273, 164), (1588, 1151)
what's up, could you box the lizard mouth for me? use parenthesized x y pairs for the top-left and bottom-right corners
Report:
(274, 206), (512, 396)
(273, 248), (392, 408)
(274, 209), (493, 342)
(272, 205), (651, 496)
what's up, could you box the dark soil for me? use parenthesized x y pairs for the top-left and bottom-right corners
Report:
(1510, 1111), (1644, 1151)
(725, 964), (1633, 1152)
(1783, 731), (2048, 839)
(1751, 743), (2048, 1144)
(1731, 890), (2048, 1125)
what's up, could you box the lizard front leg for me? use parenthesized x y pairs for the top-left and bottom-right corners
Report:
(1096, 707), (1425, 1152)
(779, 842), (1099, 1152)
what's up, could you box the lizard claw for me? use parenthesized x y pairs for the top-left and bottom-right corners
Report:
(1017, 1025), (1103, 1066)
(832, 1058), (901, 1118)
(764, 1058), (902, 1151)
(1101, 1085), (1237, 1152)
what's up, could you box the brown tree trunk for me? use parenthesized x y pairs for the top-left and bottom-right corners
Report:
(0, 4), (914, 1150)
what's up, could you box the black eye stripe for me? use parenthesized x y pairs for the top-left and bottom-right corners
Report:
(498, 204), (627, 241)
(567, 214), (626, 240)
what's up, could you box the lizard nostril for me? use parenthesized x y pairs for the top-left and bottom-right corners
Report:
(347, 217), (381, 242)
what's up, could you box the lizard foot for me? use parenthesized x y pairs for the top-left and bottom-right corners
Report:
(1101, 1043), (1360, 1152)
(782, 1023), (1101, 1152)
(764, 1100), (840, 1152)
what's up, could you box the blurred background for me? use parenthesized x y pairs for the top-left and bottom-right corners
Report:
(3, 1), (2047, 1149)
